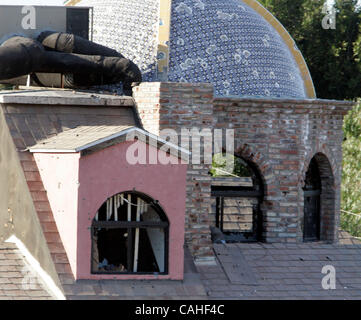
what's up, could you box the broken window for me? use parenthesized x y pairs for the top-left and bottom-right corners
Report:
(210, 153), (264, 242)
(91, 192), (169, 274)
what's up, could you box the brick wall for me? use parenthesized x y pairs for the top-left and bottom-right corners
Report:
(133, 82), (352, 258)
(213, 97), (351, 243)
(133, 82), (215, 263)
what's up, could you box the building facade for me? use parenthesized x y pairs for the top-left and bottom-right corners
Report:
(63, 0), (352, 261)
(0, 0), (357, 299)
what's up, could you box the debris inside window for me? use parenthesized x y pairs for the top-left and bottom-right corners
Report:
(91, 192), (168, 274)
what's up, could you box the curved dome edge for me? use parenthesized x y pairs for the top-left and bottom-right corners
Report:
(66, 0), (315, 98)
(243, 0), (316, 98)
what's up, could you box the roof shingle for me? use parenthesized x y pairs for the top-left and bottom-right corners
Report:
(0, 243), (54, 300)
(27, 125), (134, 151)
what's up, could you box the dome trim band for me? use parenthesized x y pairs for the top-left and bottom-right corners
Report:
(241, 0), (315, 98)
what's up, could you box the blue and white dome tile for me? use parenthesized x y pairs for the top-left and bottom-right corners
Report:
(168, 0), (307, 98)
(78, 0), (160, 82)
(75, 0), (308, 98)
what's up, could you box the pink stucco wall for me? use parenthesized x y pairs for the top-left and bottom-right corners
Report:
(78, 141), (187, 280)
(33, 153), (80, 276)
(34, 140), (187, 280)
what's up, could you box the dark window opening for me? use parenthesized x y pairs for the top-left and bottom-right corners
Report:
(210, 153), (264, 243)
(91, 192), (169, 275)
(303, 158), (321, 242)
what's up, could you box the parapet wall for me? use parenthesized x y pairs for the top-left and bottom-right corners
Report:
(133, 82), (353, 261)
(213, 97), (351, 242)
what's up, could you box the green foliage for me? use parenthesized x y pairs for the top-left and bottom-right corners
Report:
(341, 212), (361, 237)
(342, 100), (361, 237)
(210, 153), (251, 178)
(0, 84), (14, 90)
(259, 0), (361, 100)
(259, 0), (361, 235)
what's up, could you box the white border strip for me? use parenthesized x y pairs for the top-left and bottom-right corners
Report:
(5, 235), (66, 300)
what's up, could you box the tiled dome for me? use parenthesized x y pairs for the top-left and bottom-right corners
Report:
(71, 0), (315, 98)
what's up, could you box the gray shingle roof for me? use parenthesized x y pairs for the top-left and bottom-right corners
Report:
(27, 125), (135, 152)
(0, 89), (134, 106)
(2, 92), (138, 151)
(198, 240), (361, 300)
(0, 242), (54, 300)
(63, 248), (207, 300)
(2, 232), (361, 300)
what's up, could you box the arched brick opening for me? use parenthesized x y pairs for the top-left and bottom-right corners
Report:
(235, 144), (269, 196)
(209, 150), (265, 242)
(233, 144), (270, 242)
(303, 153), (336, 242)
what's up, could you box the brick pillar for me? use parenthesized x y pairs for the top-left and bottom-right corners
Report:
(133, 82), (216, 264)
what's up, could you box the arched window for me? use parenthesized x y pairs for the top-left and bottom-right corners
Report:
(91, 191), (169, 274)
(303, 158), (322, 242)
(210, 153), (264, 242)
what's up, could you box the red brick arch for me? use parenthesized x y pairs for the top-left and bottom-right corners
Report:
(300, 143), (339, 187)
(234, 143), (275, 241)
(301, 150), (337, 242)
(235, 143), (274, 197)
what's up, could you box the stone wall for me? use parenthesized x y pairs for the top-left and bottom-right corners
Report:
(133, 82), (352, 260)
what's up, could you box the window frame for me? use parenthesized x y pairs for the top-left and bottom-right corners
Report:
(210, 154), (264, 242)
(90, 191), (170, 275)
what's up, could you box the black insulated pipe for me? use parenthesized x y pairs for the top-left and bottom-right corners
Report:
(0, 32), (142, 90)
